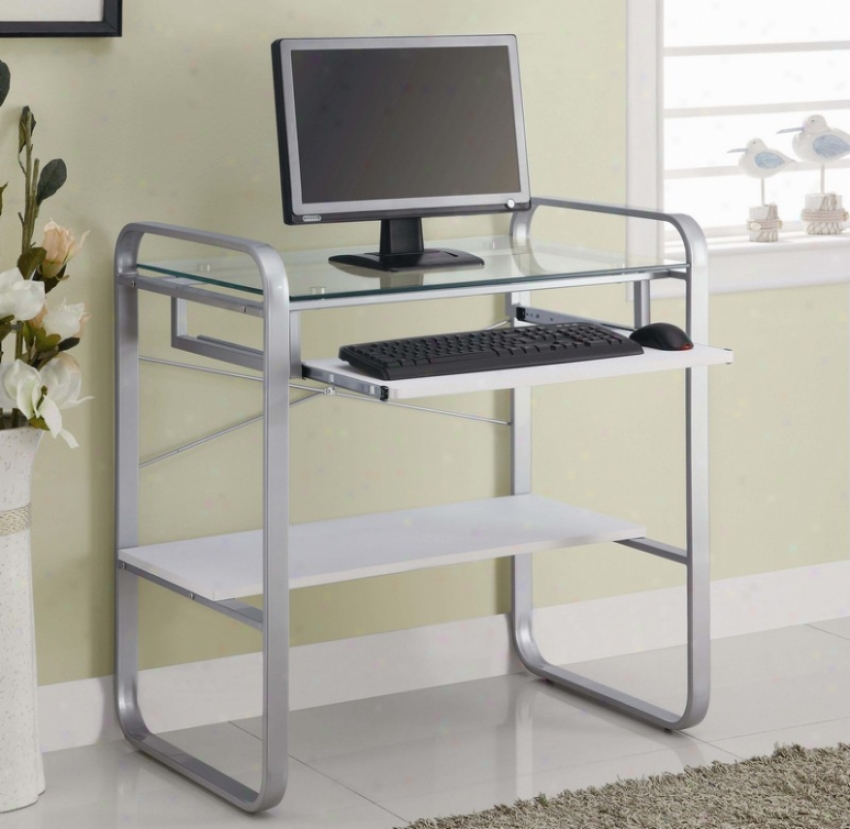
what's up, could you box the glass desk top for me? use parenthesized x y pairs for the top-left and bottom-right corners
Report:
(137, 235), (687, 305)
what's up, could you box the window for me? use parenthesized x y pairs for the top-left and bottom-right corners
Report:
(629, 0), (850, 239)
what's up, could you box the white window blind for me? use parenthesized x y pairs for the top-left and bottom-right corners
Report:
(663, 0), (850, 236)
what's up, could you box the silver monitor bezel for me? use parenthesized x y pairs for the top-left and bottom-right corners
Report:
(275, 35), (531, 222)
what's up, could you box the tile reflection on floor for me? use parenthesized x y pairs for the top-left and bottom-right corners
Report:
(7, 619), (850, 827)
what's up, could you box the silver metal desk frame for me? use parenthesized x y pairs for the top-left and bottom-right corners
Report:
(114, 197), (710, 813)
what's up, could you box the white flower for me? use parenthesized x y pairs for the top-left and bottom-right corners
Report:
(1, 354), (90, 448)
(0, 268), (45, 321)
(42, 300), (86, 341)
(2, 359), (44, 421)
(40, 221), (89, 279)
(41, 353), (90, 412)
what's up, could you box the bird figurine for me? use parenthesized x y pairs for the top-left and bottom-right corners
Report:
(728, 138), (794, 206)
(778, 114), (850, 192)
(778, 114), (850, 234)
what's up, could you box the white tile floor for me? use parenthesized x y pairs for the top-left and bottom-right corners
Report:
(8, 617), (850, 828)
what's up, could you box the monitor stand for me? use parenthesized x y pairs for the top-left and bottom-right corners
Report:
(328, 218), (485, 273)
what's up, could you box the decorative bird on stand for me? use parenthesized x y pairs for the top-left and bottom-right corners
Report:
(778, 114), (850, 234)
(779, 114), (850, 192)
(728, 138), (794, 205)
(728, 138), (793, 242)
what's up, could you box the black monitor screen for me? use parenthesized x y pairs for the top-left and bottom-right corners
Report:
(290, 46), (522, 204)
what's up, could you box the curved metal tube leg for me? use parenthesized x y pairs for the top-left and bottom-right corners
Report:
(114, 224), (291, 812)
(506, 199), (711, 730)
(509, 359), (710, 729)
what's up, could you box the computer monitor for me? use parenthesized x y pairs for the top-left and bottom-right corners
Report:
(272, 35), (531, 272)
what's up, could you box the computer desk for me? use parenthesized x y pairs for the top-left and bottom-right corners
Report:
(113, 197), (733, 812)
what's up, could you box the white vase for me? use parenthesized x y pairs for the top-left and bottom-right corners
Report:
(0, 425), (44, 813)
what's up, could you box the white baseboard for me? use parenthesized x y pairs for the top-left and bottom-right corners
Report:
(40, 559), (850, 753)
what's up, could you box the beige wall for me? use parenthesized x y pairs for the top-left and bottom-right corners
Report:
(1, 0), (844, 688)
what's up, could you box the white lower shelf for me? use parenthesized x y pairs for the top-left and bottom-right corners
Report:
(119, 494), (645, 601)
(301, 337), (733, 401)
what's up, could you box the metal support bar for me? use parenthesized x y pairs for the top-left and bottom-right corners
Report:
(172, 333), (264, 372)
(634, 280), (651, 329)
(617, 537), (688, 565)
(121, 563), (263, 631)
(302, 364), (389, 400)
(289, 311), (302, 379)
(290, 378), (509, 425)
(508, 198), (711, 732)
(290, 392), (325, 408)
(333, 389), (510, 426)
(518, 306), (634, 332)
(140, 355), (263, 382)
(118, 272), (264, 317)
(140, 415), (263, 469)
(507, 290), (533, 498)
(169, 298), (264, 371)
(171, 297), (188, 341)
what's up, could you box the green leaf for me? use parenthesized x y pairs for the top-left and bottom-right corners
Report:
(41, 275), (66, 294)
(57, 337), (80, 352)
(17, 246), (46, 280)
(36, 159), (66, 204)
(0, 182), (7, 218)
(34, 329), (60, 352)
(0, 61), (10, 109)
(18, 106), (34, 153)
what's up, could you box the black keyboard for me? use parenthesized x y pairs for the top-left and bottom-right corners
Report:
(339, 322), (644, 381)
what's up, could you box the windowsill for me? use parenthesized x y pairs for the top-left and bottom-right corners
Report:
(669, 231), (850, 258)
(654, 230), (850, 298)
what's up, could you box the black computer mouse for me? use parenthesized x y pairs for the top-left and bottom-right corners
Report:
(630, 322), (693, 351)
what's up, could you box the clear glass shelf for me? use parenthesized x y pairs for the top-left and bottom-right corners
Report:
(137, 235), (686, 304)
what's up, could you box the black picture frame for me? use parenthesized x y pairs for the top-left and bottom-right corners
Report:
(0, 0), (121, 37)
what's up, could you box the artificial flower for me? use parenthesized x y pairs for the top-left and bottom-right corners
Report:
(42, 299), (86, 341)
(2, 359), (43, 420)
(0, 267), (45, 321)
(1, 354), (90, 447)
(40, 221), (89, 279)
(40, 353), (90, 413)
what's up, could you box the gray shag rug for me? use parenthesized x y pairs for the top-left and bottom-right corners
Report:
(401, 744), (850, 828)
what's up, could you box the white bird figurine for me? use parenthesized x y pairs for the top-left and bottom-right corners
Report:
(728, 138), (793, 205)
(778, 114), (850, 192)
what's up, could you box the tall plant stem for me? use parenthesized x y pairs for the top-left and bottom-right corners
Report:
(18, 112), (41, 261)
(19, 120), (32, 254)
(12, 113), (36, 429)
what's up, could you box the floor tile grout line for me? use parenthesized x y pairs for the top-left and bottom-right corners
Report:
(229, 719), (258, 740)
(695, 713), (850, 751)
(685, 732), (748, 761)
(805, 621), (850, 643)
(289, 751), (411, 822)
(229, 719), (410, 822)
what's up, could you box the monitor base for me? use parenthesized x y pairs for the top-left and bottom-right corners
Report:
(328, 217), (485, 273)
(329, 249), (484, 273)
